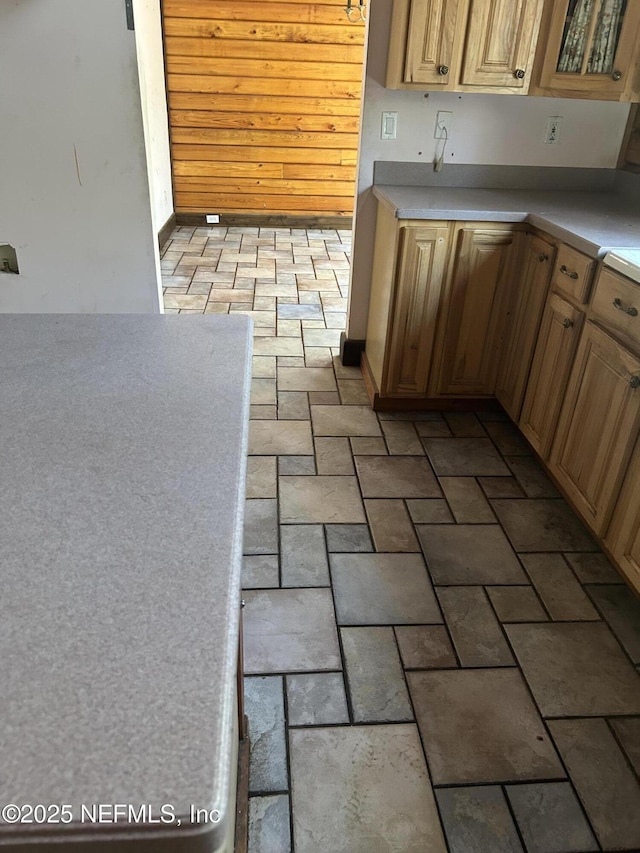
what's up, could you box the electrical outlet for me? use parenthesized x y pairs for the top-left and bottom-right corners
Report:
(206, 214), (220, 224)
(0, 244), (19, 274)
(434, 111), (453, 140)
(381, 112), (397, 140)
(544, 115), (563, 145)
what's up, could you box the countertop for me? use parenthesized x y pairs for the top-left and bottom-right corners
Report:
(0, 315), (252, 852)
(603, 248), (640, 284)
(373, 185), (640, 258)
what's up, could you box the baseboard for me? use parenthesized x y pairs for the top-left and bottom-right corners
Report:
(175, 213), (352, 230)
(340, 333), (365, 366)
(158, 212), (176, 250)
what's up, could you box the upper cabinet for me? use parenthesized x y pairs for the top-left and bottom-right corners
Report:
(387, 0), (546, 93)
(532, 0), (640, 100)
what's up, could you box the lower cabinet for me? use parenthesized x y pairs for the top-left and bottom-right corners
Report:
(549, 321), (640, 536)
(384, 224), (450, 396)
(364, 207), (640, 592)
(364, 215), (521, 402)
(519, 292), (584, 458)
(496, 233), (556, 420)
(606, 439), (640, 592)
(431, 225), (520, 397)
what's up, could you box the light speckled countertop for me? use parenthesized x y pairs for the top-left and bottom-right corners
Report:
(373, 185), (640, 258)
(0, 315), (252, 852)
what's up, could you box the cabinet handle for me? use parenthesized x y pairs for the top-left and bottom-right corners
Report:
(559, 264), (579, 280)
(538, 253), (548, 262)
(613, 297), (638, 317)
(562, 318), (574, 329)
(438, 65), (449, 75)
(514, 68), (526, 79)
(612, 70), (623, 81)
(630, 376), (640, 389)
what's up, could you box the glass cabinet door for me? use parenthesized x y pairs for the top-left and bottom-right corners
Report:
(540, 0), (640, 96)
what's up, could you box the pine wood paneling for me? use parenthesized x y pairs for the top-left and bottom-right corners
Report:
(168, 92), (361, 115)
(163, 0), (364, 217)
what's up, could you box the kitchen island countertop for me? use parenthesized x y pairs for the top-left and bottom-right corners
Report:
(0, 314), (252, 852)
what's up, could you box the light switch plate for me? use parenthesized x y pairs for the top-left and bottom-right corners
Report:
(381, 112), (397, 140)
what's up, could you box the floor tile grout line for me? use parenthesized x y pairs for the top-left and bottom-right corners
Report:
(604, 716), (640, 787)
(499, 782), (530, 853)
(401, 668), (453, 853)
(280, 674), (296, 853)
(488, 589), (605, 850)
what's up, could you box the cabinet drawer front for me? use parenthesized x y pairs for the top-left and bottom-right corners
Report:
(550, 322), (640, 536)
(551, 244), (594, 303)
(591, 267), (640, 349)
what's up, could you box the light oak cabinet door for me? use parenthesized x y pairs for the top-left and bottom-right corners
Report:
(496, 234), (555, 421)
(387, 0), (544, 92)
(520, 292), (583, 459)
(404, 0), (463, 86)
(432, 226), (520, 397)
(606, 439), (640, 593)
(461, 0), (543, 89)
(383, 225), (451, 396)
(549, 322), (640, 536)
(536, 0), (640, 101)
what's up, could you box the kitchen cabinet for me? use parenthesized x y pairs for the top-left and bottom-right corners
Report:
(363, 204), (451, 400)
(549, 321), (640, 536)
(496, 234), (556, 421)
(384, 224), (451, 396)
(431, 225), (521, 397)
(533, 0), (640, 101)
(387, 0), (545, 93)
(551, 243), (595, 303)
(520, 292), (584, 458)
(606, 437), (640, 593)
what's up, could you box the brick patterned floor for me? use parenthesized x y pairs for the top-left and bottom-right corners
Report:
(162, 227), (640, 853)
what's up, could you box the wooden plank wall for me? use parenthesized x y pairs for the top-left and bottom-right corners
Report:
(162, 0), (365, 218)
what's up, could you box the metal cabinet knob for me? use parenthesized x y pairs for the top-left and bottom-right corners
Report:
(630, 376), (640, 389)
(613, 297), (638, 317)
(562, 318), (573, 329)
(438, 65), (449, 75)
(612, 70), (623, 81)
(514, 69), (526, 79)
(538, 253), (548, 262)
(560, 264), (579, 280)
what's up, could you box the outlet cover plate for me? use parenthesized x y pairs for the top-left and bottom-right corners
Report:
(434, 111), (453, 140)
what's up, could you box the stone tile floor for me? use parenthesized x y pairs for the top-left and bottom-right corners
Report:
(162, 226), (640, 853)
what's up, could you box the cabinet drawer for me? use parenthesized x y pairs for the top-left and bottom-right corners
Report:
(591, 267), (640, 349)
(551, 245), (594, 303)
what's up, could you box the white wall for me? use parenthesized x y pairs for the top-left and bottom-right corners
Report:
(0, 0), (163, 313)
(346, 0), (632, 340)
(133, 0), (174, 233)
